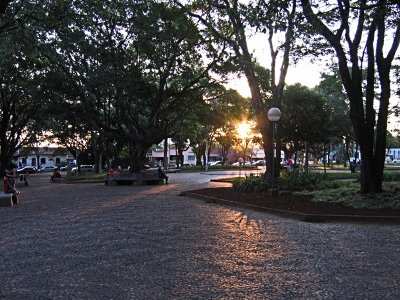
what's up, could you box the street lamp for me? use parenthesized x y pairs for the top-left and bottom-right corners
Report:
(267, 107), (281, 188)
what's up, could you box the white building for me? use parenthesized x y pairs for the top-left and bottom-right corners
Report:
(16, 147), (75, 168)
(386, 148), (400, 161)
(147, 145), (197, 167)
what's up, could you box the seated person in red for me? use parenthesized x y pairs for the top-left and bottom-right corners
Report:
(50, 168), (62, 182)
(3, 171), (19, 204)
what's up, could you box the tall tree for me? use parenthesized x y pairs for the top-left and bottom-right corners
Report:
(300, 0), (400, 193)
(317, 67), (353, 139)
(316, 67), (356, 167)
(280, 84), (331, 165)
(177, 0), (299, 179)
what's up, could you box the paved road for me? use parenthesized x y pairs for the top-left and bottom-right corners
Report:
(0, 172), (399, 299)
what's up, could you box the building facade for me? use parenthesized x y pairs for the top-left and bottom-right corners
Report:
(17, 147), (76, 168)
(147, 145), (198, 167)
(386, 148), (400, 162)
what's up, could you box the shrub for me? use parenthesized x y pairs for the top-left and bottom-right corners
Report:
(383, 172), (400, 181)
(232, 176), (271, 192)
(277, 170), (329, 191)
(232, 171), (330, 192)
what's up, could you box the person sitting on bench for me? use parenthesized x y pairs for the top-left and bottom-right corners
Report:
(157, 166), (169, 184)
(3, 171), (19, 204)
(50, 168), (62, 183)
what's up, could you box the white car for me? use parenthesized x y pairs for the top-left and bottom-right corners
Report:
(39, 166), (56, 173)
(252, 160), (266, 166)
(17, 166), (38, 174)
(182, 163), (194, 167)
(209, 161), (223, 166)
(71, 165), (95, 174)
(232, 161), (252, 167)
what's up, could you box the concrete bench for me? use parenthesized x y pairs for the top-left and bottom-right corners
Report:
(105, 172), (165, 186)
(0, 193), (14, 207)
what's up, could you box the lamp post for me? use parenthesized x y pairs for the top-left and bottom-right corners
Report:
(267, 107), (281, 188)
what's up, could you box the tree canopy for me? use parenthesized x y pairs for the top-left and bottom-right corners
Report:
(24, 0), (219, 171)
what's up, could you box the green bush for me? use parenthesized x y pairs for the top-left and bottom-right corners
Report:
(232, 171), (330, 192)
(383, 172), (400, 181)
(232, 176), (271, 192)
(277, 170), (329, 191)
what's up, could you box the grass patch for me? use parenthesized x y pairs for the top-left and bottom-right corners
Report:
(307, 181), (400, 209)
(324, 172), (360, 180)
(232, 170), (400, 209)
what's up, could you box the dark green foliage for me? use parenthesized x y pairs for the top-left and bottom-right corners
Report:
(20, 0), (217, 171)
(281, 84), (331, 152)
(383, 172), (400, 182)
(232, 170), (330, 192)
(232, 176), (271, 192)
(278, 170), (329, 191)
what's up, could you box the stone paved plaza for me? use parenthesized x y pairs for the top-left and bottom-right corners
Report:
(0, 171), (399, 299)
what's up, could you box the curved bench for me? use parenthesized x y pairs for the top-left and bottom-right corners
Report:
(105, 172), (165, 186)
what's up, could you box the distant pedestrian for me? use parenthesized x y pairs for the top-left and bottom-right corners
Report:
(19, 173), (29, 187)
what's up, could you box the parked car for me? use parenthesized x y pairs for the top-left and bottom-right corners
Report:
(17, 166), (38, 174)
(39, 166), (57, 173)
(59, 166), (68, 171)
(39, 166), (56, 173)
(182, 163), (195, 167)
(252, 160), (266, 166)
(232, 161), (252, 167)
(71, 165), (95, 174)
(208, 161), (223, 166)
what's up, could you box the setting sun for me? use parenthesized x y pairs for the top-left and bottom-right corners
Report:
(237, 122), (251, 139)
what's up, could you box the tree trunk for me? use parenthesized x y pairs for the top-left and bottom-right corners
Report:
(163, 139), (168, 169)
(304, 142), (309, 173)
(323, 144), (327, 174)
(196, 152), (202, 167)
(94, 151), (103, 173)
(129, 143), (149, 173)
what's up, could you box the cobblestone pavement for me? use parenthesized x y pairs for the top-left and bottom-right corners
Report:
(1, 172), (399, 299)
